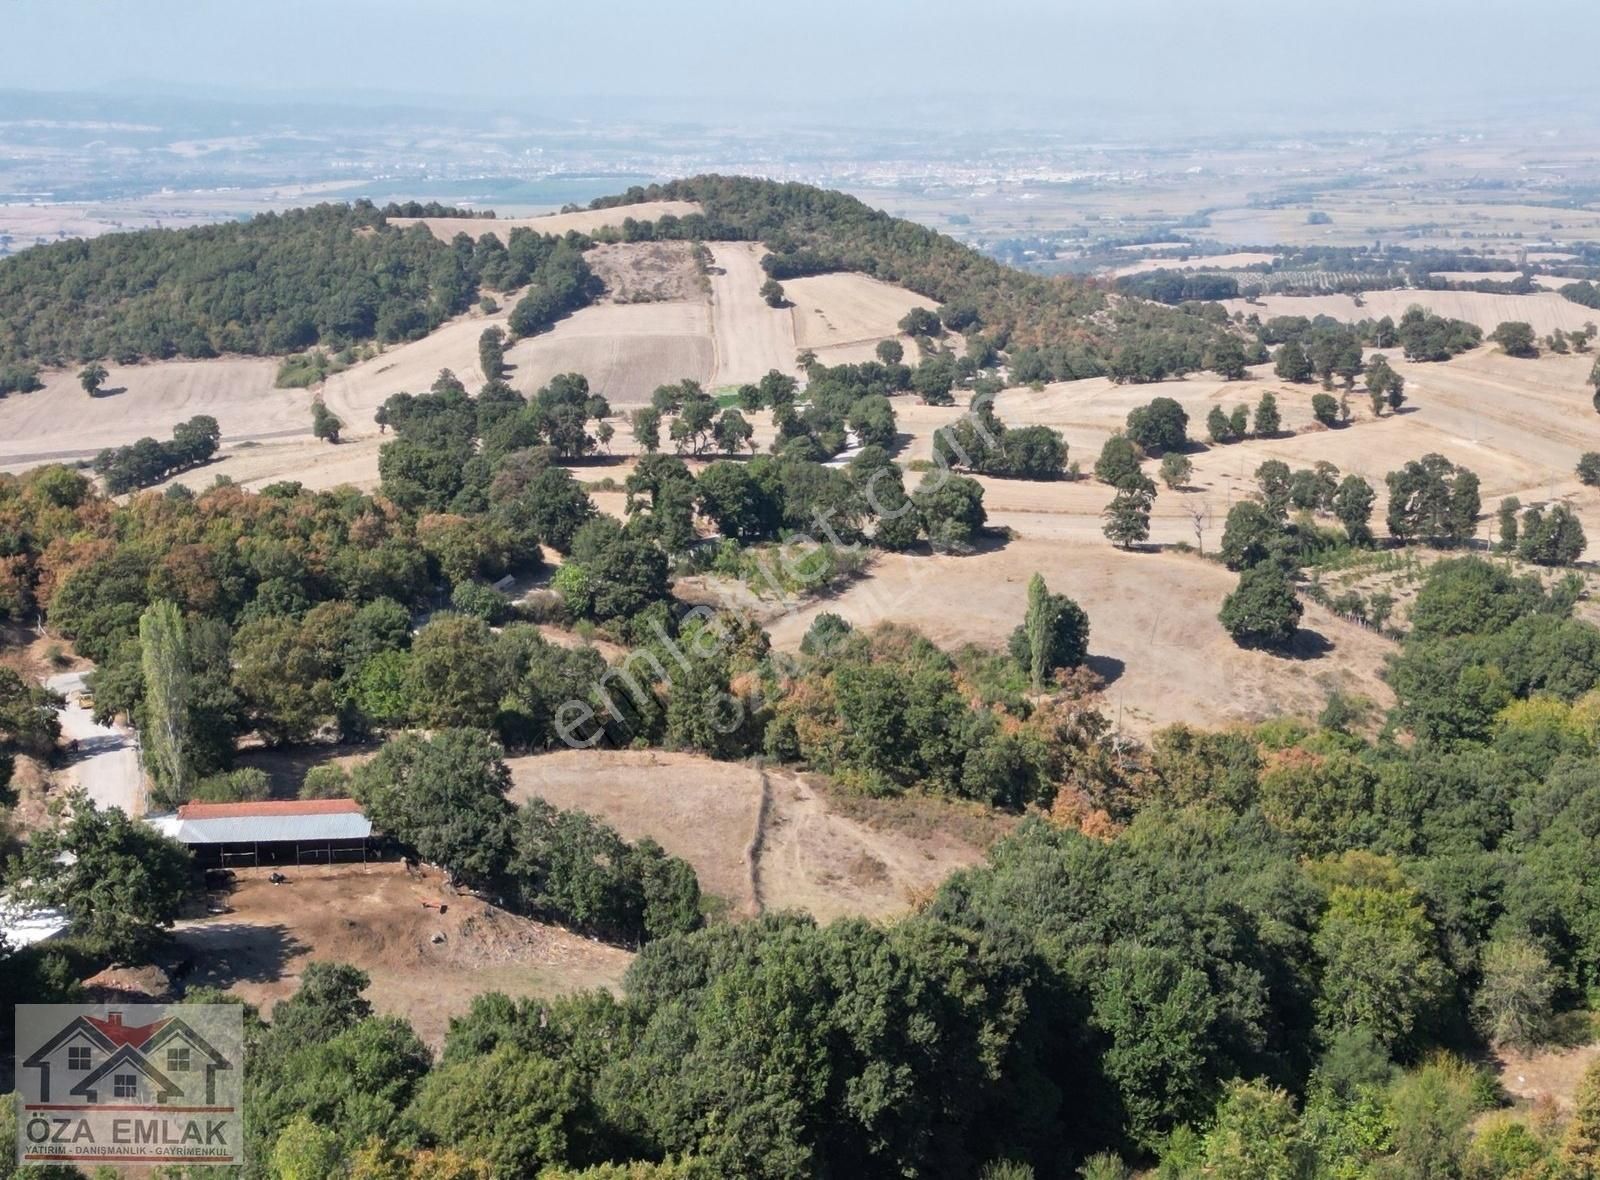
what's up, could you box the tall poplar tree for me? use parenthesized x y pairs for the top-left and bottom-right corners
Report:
(140, 600), (194, 803)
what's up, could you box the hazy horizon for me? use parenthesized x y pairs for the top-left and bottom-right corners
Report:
(8, 0), (1599, 135)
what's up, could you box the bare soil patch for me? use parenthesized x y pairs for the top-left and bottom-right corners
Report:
(589, 241), (703, 304)
(503, 301), (714, 409)
(1497, 1040), (1600, 1111)
(169, 862), (632, 1049)
(387, 201), (703, 243)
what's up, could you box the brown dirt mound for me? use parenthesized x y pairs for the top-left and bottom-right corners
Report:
(170, 862), (631, 1048)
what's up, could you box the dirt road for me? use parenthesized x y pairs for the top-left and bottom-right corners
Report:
(46, 671), (144, 816)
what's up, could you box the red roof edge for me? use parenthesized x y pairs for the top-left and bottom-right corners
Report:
(175, 798), (363, 820)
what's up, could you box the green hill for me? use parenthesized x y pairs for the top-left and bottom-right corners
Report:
(0, 178), (1224, 384)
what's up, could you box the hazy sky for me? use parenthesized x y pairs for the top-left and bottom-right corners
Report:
(7, 0), (1597, 131)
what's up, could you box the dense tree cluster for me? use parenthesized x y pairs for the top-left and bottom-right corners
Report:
(1114, 270), (1241, 303)
(934, 399), (1068, 480)
(1559, 279), (1600, 310)
(91, 414), (220, 493)
(1251, 306), (1479, 367)
(352, 728), (700, 943)
(505, 240), (601, 337)
(1385, 453), (1480, 545)
(765, 621), (1104, 807)
(0, 203), (495, 366)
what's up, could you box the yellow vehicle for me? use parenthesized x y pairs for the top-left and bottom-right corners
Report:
(74, 691), (94, 711)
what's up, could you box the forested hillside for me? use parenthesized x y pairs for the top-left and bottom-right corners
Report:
(595, 175), (1227, 379)
(0, 201), (573, 368)
(0, 179), (1227, 384)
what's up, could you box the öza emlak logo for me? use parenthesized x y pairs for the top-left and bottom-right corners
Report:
(16, 1004), (243, 1166)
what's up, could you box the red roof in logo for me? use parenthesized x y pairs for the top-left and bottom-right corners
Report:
(174, 798), (362, 820)
(85, 1014), (167, 1049)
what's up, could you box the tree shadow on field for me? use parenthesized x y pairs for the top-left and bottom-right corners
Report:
(166, 922), (307, 990)
(1279, 627), (1335, 661)
(929, 530), (1012, 558)
(92, 386), (128, 399)
(1086, 653), (1125, 688)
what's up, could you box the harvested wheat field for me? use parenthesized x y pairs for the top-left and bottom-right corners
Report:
(170, 862), (632, 1048)
(1222, 289), (1598, 337)
(991, 368), (1326, 459)
(322, 303), (515, 438)
(975, 349), (1600, 557)
(387, 200), (702, 244)
(160, 435), (386, 494)
(0, 357), (304, 472)
(504, 301), (714, 408)
(762, 541), (1396, 736)
(707, 242), (799, 387)
(506, 749), (986, 923)
(786, 271), (937, 351)
(1110, 251), (1279, 277)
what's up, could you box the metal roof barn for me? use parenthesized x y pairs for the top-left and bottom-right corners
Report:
(148, 799), (373, 868)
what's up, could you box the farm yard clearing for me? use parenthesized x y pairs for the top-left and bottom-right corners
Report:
(170, 862), (632, 1049)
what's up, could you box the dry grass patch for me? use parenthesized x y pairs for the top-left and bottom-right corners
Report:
(387, 201), (702, 243)
(762, 541), (1395, 737)
(504, 749), (985, 923)
(786, 271), (937, 351)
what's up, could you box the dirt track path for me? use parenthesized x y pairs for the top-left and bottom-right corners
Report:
(707, 242), (797, 388)
(46, 670), (144, 816)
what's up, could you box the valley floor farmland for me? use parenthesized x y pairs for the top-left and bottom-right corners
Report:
(1221, 289), (1600, 337)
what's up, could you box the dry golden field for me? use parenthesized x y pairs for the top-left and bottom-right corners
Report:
(387, 200), (702, 243)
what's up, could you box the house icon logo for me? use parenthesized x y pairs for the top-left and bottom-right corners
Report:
(15, 1004), (243, 1166)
